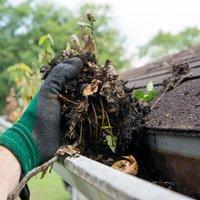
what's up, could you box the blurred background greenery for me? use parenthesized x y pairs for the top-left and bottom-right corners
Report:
(0, 0), (131, 115)
(1, 0), (200, 115)
(29, 172), (71, 200)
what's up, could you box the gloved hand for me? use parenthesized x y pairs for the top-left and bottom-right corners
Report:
(0, 57), (83, 174)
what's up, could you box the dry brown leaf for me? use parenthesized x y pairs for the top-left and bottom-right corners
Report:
(76, 100), (89, 113)
(82, 79), (101, 97)
(105, 60), (118, 77)
(100, 81), (115, 103)
(69, 119), (77, 139)
(56, 145), (80, 156)
(68, 100), (89, 139)
(111, 155), (138, 176)
(100, 80), (125, 103)
(83, 34), (96, 53)
(87, 62), (102, 76)
(70, 34), (82, 53)
(115, 82), (126, 98)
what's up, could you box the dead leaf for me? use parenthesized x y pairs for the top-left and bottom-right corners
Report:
(115, 82), (126, 98)
(100, 80), (125, 103)
(87, 62), (102, 76)
(105, 134), (117, 153)
(83, 34), (96, 53)
(111, 155), (138, 176)
(56, 145), (80, 156)
(68, 100), (89, 139)
(70, 34), (82, 53)
(100, 81), (114, 103)
(82, 79), (101, 97)
(105, 60), (118, 77)
(76, 100), (89, 113)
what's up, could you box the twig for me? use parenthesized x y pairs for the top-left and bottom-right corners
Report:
(91, 99), (98, 126)
(87, 116), (92, 139)
(99, 98), (113, 140)
(8, 156), (58, 200)
(79, 120), (83, 144)
(104, 111), (113, 134)
(90, 99), (98, 140)
(151, 87), (168, 110)
(99, 98), (105, 127)
(58, 94), (77, 105)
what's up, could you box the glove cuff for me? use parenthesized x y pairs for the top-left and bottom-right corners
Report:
(0, 123), (41, 174)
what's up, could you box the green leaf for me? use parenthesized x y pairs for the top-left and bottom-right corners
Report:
(39, 34), (54, 47)
(133, 90), (145, 100)
(101, 125), (113, 130)
(105, 134), (117, 153)
(146, 81), (154, 92)
(77, 22), (93, 29)
(143, 89), (157, 102)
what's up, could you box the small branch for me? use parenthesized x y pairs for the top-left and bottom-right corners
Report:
(91, 99), (98, 126)
(104, 110), (113, 135)
(79, 120), (83, 144)
(8, 156), (58, 200)
(99, 98), (105, 127)
(58, 94), (77, 105)
(151, 87), (168, 110)
(87, 116), (92, 139)
(90, 99), (98, 140)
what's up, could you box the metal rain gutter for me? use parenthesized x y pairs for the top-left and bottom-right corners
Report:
(54, 155), (195, 200)
(146, 128), (200, 197)
(0, 116), (196, 200)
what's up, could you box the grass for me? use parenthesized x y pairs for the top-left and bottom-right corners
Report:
(28, 171), (71, 200)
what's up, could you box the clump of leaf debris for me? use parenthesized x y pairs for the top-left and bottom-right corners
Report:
(41, 14), (150, 174)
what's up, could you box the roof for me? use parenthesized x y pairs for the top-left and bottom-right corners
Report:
(121, 45), (200, 131)
(146, 78), (200, 131)
(121, 45), (200, 89)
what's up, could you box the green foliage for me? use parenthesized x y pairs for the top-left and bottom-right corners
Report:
(39, 34), (54, 47)
(77, 22), (93, 30)
(146, 80), (154, 92)
(133, 81), (157, 102)
(0, 1), (129, 68)
(105, 134), (117, 153)
(0, 0), (130, 113)
(5, 63), (41, 107)
(6, 63), (33, 83)
(101, 110), (117, 153)
(139, 27), (200, 59)
(38, 34), (55, 64)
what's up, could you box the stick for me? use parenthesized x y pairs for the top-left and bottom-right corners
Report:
(151, 87), (168, 110)
(90, 99), (98, 140)
(99, 98), (105, 127)
(8, 156), (58, 200)
(58, 94), (77, 105)
(79, 120), (83, 144)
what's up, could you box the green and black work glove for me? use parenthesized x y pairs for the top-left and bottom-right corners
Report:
(0, 57), (83, 174)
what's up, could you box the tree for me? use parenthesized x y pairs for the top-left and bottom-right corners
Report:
(139, 27), (200, 59)
(0, 0), (130, 113)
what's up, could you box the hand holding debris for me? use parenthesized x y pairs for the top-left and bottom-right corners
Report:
(6, 14), (149, 199)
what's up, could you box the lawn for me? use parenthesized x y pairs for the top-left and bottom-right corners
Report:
(28, 171), (71, 200)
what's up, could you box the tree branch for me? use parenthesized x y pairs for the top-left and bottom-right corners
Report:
(7, 156), (58, 200)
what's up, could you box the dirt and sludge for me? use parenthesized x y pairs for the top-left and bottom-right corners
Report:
(40, 15), (199, 199)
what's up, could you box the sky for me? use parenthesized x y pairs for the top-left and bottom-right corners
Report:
(53, 0), (200, 66)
